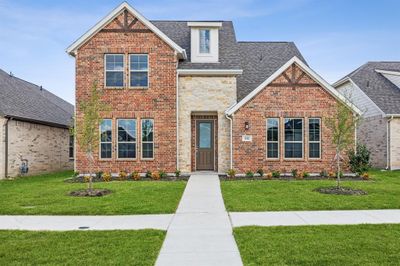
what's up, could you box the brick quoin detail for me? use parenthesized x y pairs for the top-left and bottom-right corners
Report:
(232, 64), (354, 173)
(75, 11), (177, 173)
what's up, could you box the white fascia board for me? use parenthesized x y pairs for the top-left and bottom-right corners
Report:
(177, 69), (243, 76)
(375, 69), (400, 76)
(187, 22), (222, 28)
(386, 114), (400, 117)
(66, 2), (186, 59)
(332, 77), (351, 87)
(226, 56), (362, 116)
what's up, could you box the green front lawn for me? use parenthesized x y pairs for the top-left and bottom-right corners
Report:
(222, 170), (400, 211)
(234, 224), (400, 265)
(0, 230), (165, 265)
(0, 171), (186, 215)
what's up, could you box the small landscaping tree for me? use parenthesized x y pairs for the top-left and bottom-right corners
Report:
(71, 82), (109, 193)
(326, 102), (360, 189)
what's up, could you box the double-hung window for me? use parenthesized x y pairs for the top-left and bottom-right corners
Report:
(199, 29), (210, 54)
(266, 118), (279, 158)
(117, 119), (136, 159)
(141, 119), (154, 159)
(309, 118), (321, 158)
(284, 118), (303, 158)
(100, 119), (112, 159)
(130, 54), (148, 87)
(105, 54), (124, 87)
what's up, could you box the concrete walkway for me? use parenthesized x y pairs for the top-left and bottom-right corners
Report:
(0, 214), (173, 231)
(230, 209), (400, 227)
(156, 174), (243, 266)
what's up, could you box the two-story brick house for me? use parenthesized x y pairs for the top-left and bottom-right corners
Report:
(67, 2), (360, 175)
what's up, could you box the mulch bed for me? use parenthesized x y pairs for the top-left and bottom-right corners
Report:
(314, 187), (368, 195)
(65, 175), (190, 183)
(219, 175), (364, 181)
(69, 189), (112, 197)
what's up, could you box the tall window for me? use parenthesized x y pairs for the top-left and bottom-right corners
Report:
(266, 118), (279, 158)
(309, 118), (321, 158)
(130, 54), (148, 87)
(284, 118), (303, 158)
(105, 54), (124, 87)
(69, 135), (74, 159)
(117, 119), (136, 159)
(142, 119), (154, 159)
(199, 29), (210, 53)
(100, 119), (112, 159)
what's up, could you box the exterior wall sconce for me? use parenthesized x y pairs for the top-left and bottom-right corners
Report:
(245, 121), (250, 130)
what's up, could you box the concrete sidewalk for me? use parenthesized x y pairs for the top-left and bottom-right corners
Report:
(230, 209), (400, 227)
(156, 174), (243, 266)
(0, 214), (173, 231)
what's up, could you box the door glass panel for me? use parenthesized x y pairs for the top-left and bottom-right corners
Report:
(199, 122), (211, 148)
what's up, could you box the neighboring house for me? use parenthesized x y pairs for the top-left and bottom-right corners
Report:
(0, 69), (74, 178)
(67, 2), (360, 175)
(334, 62), (400, 170)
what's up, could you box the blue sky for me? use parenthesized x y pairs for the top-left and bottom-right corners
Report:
(1, 0), (399, 104)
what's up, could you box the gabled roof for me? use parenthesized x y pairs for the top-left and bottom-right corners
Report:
(152, 20), (241, 70)
(334, 62), (400, 115)
(226, 56), (362, 116)
(236, 41), (306, 101)
(0, 69), (73, 128)
(66, 2), (186, 59)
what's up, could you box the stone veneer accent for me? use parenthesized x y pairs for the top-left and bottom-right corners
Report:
(75, 11), (177, 173)
(0, 119), (73, 178)
(390, 118), (400, 169)
(232, 64), (353, 173)
(0, 118), (5, 178)
(357, 115), (388, 168)
(178, 76), (236, 172)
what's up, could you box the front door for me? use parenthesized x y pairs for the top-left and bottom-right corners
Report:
(196, 120), (214, 171)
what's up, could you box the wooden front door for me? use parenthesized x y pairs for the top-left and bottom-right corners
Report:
(196, 120), (214, 171)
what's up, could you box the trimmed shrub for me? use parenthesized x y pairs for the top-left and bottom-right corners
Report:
(348, 144), (371, 175)
(257, 168), (265, 177)
(145, 170), (152, 178)
(118, 171), (128, 181)
(272, 171), (281, 178)
(131, 171), (140, 181)
(102, 172), (112, 182)
(175, 169), (181, 178)
(246, 171), (254, 178)
(227, 169), (236, 179)
(302, 171), (310, 178)
(291, 169), (299, 178)
(159, 170), (167, 179)
(361, 172), (370, 180)
(265, 172), (273, 180)
(151, 171), (160, 180)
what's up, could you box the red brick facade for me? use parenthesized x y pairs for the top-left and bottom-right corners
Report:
(75, 11), (177, 173)
(232, 64), (353, 173)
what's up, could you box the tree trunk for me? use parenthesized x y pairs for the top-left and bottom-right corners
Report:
(87, 151), (94, 192)
(336, 148), (341, 189)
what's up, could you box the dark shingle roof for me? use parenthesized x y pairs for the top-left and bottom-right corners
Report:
(0, 69), (74, 128)
(151, 21), (241, 70)
(341, 62), (400, 114)
(236, 42), (306, 101)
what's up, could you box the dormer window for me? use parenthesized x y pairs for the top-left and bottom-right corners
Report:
(199, 29), (210, 54)
(188, 22), (222, 63)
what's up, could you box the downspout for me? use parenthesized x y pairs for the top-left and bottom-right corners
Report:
(4, 117), (11, 178)
(225, 113), (233, 169)
(386, 115), (394, 170)
(176, 57), (179, 170)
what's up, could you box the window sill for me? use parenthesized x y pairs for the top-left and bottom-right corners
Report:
(128, 87), (149, 90)
(266, 158), (280, 161)
(99, 158), (113, 161)
(116, 158), (137, 161)
(283, 158), (305, 161)
(104, 87), (124, 90)
(141, 158), (154, 161)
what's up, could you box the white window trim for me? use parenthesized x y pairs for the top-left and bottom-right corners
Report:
(141, 119), (154, 160)
(129, 54), (149, 88)
(266, 118), (280, 159)
(309, 118), (321, 159)
(104, 54), (125, 88)
(284, 118), (304, 160)
(116, 119), (137, 160)
(199, 29), (211, 54)
(99, 119), (113, 159)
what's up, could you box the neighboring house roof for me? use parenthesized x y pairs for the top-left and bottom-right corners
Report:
(226, 57), (362, 116)
(66, 2), (186, 59)
(236, 41), (306, 101)
(152, 20), (241, 70)
(0, 69), (74, 128)
(334, 62), (400, 115)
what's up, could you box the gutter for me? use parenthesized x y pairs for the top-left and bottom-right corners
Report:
(176, 57), (180, 170)
(386, 115), (394, 170)
(225, 111), (234, 170)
